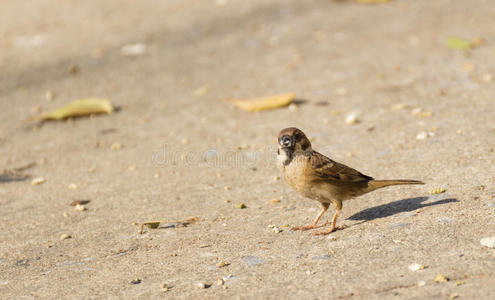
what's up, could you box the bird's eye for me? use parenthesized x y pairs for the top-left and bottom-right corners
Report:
(294, 133), (301, 140)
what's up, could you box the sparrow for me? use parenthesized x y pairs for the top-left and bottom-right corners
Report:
(277, 127), (424, 235)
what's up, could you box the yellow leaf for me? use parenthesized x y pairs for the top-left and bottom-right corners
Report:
(446, 37), (478, 50)
(40, 98), (114, 121)
(231, 93), (295, 112)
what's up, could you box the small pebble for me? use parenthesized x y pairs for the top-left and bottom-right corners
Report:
(68, 183), (78, 190)
(480, 236), (495, 248)
(88, 167), (96, 173)
(74, 204), (87, 212)
(416, 131), (427, 140)
(345, 113), (359, 125)
(128, 165), (136, 171)
(455, 280), (465, 286)
(450, 293), (460, 300)
(60, 234), (72, 241)
(417, 281), (426, 287)
(154, 173), (160, 178)
(224, 186), (231, 190)
(416, 131), (435, 140)
(434, 274), (449, 283)
(269, 199), (280, 203)
(31, 177), (46, 185)
(130, 278), (141, 284)
(235, 203), (247, 209)
(326, 235), (337, 241)
(288, 103), (299, 112)
(217, 278), (224, 286)
(408, 263), (425, 271)
(196, 282), (211, 289)
(161, 283), (169, 291)
(216, 262), (230, 268)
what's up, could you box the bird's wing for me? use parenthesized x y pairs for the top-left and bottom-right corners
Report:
(309, 151), (373, 183)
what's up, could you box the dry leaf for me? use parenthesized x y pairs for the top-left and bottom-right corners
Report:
(230, 93), (295, 112)
(447, 37), (483, 50)
(34, 98), (113, 122)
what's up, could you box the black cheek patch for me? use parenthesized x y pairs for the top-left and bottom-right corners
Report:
(301, 140), (310, 150)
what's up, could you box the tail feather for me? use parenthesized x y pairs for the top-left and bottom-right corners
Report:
(368, 179), (424, 191)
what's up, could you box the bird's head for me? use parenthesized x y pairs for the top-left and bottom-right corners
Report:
(278, 127), (312, 152)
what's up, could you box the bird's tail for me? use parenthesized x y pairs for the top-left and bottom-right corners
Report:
(367, 179), (424, 192)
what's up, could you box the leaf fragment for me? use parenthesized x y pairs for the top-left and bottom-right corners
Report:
(37, 98), (113, 122)
(230, 93), (295, 112)
(447, 36), (484, 50)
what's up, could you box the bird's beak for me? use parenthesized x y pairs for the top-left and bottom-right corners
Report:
(279, 135), (293, 148)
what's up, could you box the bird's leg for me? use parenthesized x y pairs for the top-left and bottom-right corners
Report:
(314, 201), (342, 235)
(292, 203), (329, 231)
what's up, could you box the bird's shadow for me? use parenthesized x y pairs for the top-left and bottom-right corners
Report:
(348, 196), (458, 221)
(0, 172), (30, 184)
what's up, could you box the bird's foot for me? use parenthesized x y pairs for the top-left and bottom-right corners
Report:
(312, 224), (348, 236)
(291, 222), (329, 231)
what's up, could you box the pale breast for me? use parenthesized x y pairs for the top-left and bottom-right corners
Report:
(282, 155), (321, 199)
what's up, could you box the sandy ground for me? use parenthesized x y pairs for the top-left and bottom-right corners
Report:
(1, 0), (495, 299)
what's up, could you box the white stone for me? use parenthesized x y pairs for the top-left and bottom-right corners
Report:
(480, 236), (495, 248)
